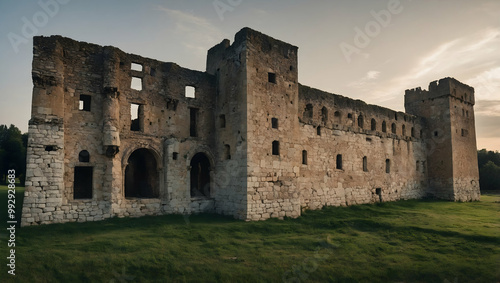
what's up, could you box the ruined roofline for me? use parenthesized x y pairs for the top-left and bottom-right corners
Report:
(33, 35), (201, 75)
(299, 83), (419, 119)
(207, 27), (298, 64)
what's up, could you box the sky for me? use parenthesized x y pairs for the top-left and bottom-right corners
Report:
(0, 0), (499, 151)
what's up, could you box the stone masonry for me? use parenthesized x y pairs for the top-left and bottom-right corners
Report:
(21, 27), (480, 226)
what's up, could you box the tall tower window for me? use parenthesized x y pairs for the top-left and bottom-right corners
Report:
(272, 141), (280, 156)
(386, 159), (391, 173)
(363, 156), (368, 172)
(302, 150), (308, 165)
(371, 119), (376, 131)
(336, 154), (343, 170)
(190, 108), (199, 137)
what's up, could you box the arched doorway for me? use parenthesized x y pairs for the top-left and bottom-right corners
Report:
(125, 148), (159, 198)
(190, 153), (211, 197)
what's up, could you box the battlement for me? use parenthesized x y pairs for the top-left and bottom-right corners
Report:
(405, 77), (475, 106)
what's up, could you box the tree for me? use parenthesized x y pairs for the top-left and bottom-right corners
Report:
(0, 124), (27, 185)
(477, 149), (500, 191)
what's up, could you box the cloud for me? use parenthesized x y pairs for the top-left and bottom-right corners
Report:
(474, 100), (500, 117)
(157, 6), (224, 54)
(348, 70), (380, 88)
(466, 67), (500, 101)
(358, 28), (500, 105)
(366, 70), (380, 80)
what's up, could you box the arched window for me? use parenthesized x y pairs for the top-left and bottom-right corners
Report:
(402, 125), (406, 136)
(358, 115), (364, 128)
(321, 107), (328, 124)
(78, 150), (90, 162)
(382, 121), (387, 133)
(334, 111), (342, 124)
(303, 104), (313, 119)
(371, 119), (376, 131)
(190, 153), (211, 197)
(125, 148), (159, 198)
(411, 127), (415, 138)
(391, 123), (396, 134)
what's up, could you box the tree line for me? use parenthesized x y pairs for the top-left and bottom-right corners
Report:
(1, 123), (499, 191)
(0, 124), (28, 185)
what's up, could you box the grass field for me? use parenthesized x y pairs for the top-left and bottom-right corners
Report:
(1, 185), (499, 283)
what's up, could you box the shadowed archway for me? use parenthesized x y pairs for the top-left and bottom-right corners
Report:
(190, 153), (211, 197)
(125, 148), (159, 198)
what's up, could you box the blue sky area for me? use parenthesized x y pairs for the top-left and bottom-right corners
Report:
(1, 0), (499, 150)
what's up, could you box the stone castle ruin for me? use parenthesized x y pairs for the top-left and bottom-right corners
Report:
(21, 27), (480, 226)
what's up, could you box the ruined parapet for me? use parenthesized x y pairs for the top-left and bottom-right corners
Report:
(405, 78), (479, 201)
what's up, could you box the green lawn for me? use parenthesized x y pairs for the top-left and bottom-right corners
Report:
(1, 185), (499, 283)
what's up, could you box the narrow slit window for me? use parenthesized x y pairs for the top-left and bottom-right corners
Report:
(302, 150), (308, 165)
(272, 118), (278, 129)
(131, 63), (143, 72)
(391, 123), (396, 134)
(402, 125), (406, 136)
(131, 77), (142, 91)
(173, 152), (178, 160)
(386, 159), (391, 173)
(185, 86), (196, 98)
(336, 154), (343, 170)
(190, 108), (199, 137)
(272, 141), (280, 156)
(317, 126), (321, 136)
(79, 95), (91, 111)
(219, 114), (226, 128)
(224, 144), (231, 160)
(268, 72), (276, 84)
(382, 121), (387, 133)
(363, 156), (368, 172)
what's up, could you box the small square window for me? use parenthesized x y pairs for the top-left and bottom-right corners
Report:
(185, 86), (196, 98)
(79, 95), (91, 111)
(271, 118), (278, 129)
(268, 72), (276, 84)
(131, 63), (143, 72)
(131, 77), (142, 91)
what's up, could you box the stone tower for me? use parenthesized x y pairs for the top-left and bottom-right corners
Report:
(207, 28), (301, 220)
(405, 78), (480, 201)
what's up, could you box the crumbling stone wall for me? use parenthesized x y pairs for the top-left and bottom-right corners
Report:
(22, 28), (480, 226)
